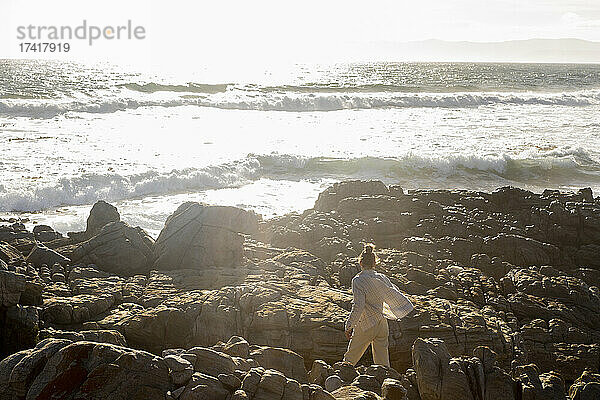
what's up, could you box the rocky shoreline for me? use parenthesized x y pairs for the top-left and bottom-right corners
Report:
(1, 181), (599, 399)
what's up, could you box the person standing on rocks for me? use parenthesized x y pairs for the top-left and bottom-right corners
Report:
(343, 244), (414, 367)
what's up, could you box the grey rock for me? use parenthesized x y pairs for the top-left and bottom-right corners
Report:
(25, 243), (70, 268)
(153, 202), (259, 270)
(70, 221), (155, 276)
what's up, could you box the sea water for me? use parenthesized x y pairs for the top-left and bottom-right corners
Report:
(1, 60), (600, 236)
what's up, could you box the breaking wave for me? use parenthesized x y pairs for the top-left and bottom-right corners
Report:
(1, 89), (599, 118)
(2, 150), (599, 212)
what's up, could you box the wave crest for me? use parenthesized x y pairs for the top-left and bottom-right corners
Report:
(2, 89), (599, 118)
(2, 150), (598, 212)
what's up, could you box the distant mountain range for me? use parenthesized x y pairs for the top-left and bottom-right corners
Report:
(358, 39), (600, 63)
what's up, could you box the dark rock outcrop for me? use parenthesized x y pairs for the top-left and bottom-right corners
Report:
(25, 243), (70, 268)
(153, 202), (260, 270)
(26, 340), (169, 400)
(70, 221), (155, 276)
(68, 200), (121, 242)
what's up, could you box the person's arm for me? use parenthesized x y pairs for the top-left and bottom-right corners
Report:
(345, 278), (365, 334)
(381, 273), (414, 319)
(382, 274), (400, 291)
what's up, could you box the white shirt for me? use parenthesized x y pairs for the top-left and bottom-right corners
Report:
(345, 269), (414, 332)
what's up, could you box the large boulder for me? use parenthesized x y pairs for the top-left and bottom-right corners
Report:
(32, 225), (62, 243)
(70, 221), (155, 276)
(153, 202), (259, 270)
(0, 338), (72, 399)
(25, 243), (70, 268)
(252, 369), (287, 400)
(412, 338), (515, 400)
(250, 345), (308, 383)
(68, 200), (121, 242)
(186, 347), (237, 377)
(330, 385), (380, 400)
(516, 364), (566, 400)
(179, 372), (229, 400)
(42, 293), (119, 325)
(85, 200), (121, 238)
(483, 234), (560, 267)
(0, 270), (26, 307)
(412, 338), (474, 400)
(0, 305), (39, 358)
(25, 341), (170, 400)
(115, 305), (194, 353)
(314, 180), (390, 212)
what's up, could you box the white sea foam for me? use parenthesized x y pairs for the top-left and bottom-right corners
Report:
(2, 151), (598, 212)
(2, 89), (600, 118)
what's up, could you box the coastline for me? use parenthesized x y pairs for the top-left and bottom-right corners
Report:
(1, 180), (599, 398)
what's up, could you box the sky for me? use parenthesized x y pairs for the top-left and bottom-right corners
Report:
(2, 0), (600, 64)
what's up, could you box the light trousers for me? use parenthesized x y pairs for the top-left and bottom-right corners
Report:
(343, 317), (390, 367)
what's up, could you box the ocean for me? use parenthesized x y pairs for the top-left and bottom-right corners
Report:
(1, 60), (600, 237)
